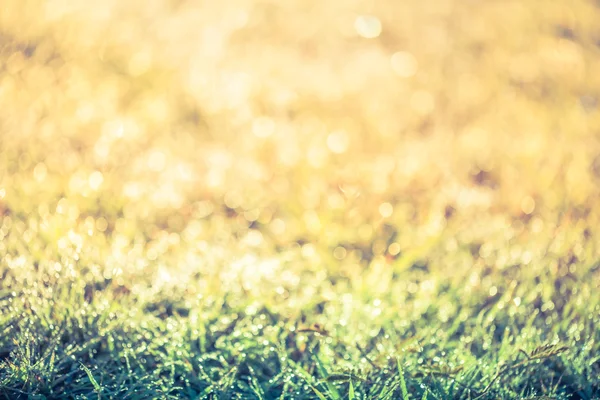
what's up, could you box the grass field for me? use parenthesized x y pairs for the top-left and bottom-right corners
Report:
(1, 0), (600, 399)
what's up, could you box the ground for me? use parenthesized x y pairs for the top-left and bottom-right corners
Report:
(1, 0), (600, 399)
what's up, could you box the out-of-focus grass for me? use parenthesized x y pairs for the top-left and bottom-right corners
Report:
(1, 0), (600, 399)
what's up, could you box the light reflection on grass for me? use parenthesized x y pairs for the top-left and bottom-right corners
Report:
(1, 0), (600, 398)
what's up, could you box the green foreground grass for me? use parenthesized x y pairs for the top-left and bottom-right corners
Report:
(2, 0), (600, 399)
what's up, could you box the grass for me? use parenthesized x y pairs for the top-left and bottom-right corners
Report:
(1, 0), (600, 398)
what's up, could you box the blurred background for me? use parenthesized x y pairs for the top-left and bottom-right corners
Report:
(1, 0), (600, 298)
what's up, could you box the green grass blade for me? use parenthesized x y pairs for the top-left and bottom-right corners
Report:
(397, 358), (409, 400)
(311, 385), (328, 400)
(315, 354), (341, 400)
(79, 362), (101, 393)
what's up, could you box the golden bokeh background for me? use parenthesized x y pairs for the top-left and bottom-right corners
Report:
(1, 0), (600, 319)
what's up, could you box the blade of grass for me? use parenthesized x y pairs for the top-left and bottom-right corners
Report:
(311, 385), (328, 400)
(397, 358), (409, 400)
(315, 354), (341, 400)
(79, 362), (101, 393)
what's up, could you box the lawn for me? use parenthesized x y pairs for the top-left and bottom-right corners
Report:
(1, 0), (600, 399)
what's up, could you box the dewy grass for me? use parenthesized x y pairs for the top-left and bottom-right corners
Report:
(1, 0), (600, 399)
